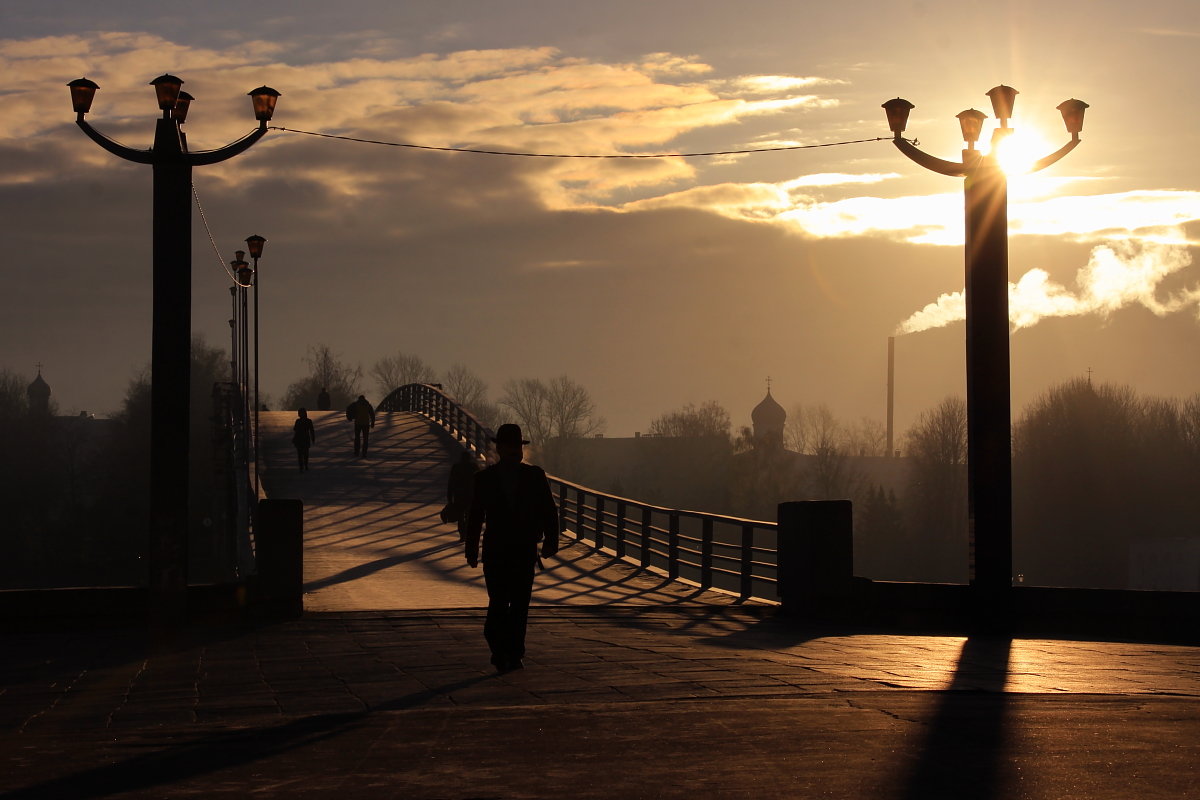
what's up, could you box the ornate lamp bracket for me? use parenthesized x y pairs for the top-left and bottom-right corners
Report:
(74, 119), (155, 165)
(892, 137), (968, 177)
(188, 127), (269, 166)
(1029, 139), (1081, 174)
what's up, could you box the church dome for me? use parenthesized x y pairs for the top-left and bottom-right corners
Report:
(27, 371), (50, 400)
(27, 370), (51, 415)
(751, 389), (786, 427)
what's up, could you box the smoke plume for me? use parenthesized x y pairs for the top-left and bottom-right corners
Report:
(896, 240), (1197, 334)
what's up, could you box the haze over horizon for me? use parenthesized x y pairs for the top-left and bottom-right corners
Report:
(4, 0), (1200, 437)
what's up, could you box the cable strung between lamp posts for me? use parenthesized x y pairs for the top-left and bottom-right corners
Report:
(268, 126), (905, 158)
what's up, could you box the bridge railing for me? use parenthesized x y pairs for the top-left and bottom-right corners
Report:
(377, 383), (494, 456)
(548, 477), (778, 601)
(381, 383), (778, 601)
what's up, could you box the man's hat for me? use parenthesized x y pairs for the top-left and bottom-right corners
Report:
(492, 423), (529, 445)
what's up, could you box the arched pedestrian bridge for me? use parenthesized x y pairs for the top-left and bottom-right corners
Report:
(258, 386), (776, 612)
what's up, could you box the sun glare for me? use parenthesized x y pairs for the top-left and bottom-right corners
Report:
(993, 129), (1054, 176)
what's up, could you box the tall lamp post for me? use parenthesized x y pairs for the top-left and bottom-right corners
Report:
(245, 234), (267, 499)
(232, 253), (254, 463)
(68, 75), (280, 622)
(882, 87), (1088, 603)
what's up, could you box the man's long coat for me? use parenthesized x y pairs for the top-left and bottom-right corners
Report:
(465, 462), (560, 563)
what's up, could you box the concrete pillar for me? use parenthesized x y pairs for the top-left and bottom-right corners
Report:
(777, 500), (853, 612)
(256, 498), (304, 617)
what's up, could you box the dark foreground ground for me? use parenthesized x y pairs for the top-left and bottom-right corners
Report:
(3, 606), (1199, 799)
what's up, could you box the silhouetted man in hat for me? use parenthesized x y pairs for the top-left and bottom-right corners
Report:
(464, 423), (560, 672)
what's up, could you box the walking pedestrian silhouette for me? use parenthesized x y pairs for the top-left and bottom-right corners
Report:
(464, 423), (561, 672)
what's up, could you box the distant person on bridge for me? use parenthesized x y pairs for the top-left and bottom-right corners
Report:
(317, 387), (331, 410)
(347, 395), (375, 457)
(446, 450), (480, 541)
(464, 423), (561, 672)
(292, 408), (316, 472)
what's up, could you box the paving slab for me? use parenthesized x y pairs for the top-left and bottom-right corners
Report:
(2, 413), (1197, 797)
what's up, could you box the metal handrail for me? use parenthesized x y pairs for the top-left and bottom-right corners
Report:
(377, 383), (494, 457)
(549, 475), (778, 600)
(382, 383), (778, 601)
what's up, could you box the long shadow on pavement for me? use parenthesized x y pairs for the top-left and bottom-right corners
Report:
(4, 672), (498, 799)
(303, 540), (461, 593)
(893, 636), (1012, 799)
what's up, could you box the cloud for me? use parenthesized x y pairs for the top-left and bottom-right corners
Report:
(619, 174), (1200, 247)
(782, 173), (900, 188)
(3, 31), (851, 215)
(1139, 28), (1200, 38)
(895, 239), (1198, 334)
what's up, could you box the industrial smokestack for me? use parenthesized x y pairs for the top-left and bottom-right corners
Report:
(886, 336), (895, 457)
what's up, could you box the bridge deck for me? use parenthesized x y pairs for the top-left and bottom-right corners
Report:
(259, 411), (749, 611)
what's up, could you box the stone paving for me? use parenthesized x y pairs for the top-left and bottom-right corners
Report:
(258, 411), (747, 611)
(3, 606), (1199, 798)
(2, 411), (1199, 798)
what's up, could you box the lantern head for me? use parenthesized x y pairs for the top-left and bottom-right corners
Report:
(1057, 98), (1089, 140)
(956, 108), (987, 148)
(986, 85), (1018, 127)
(150, 74), (184, 112)
(248, 86), (281, 122)
(245, 235), (267, 259)
(882, 97), (915, 139)
(67, 78), (99, 115)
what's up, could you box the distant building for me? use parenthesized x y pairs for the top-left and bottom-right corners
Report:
(26, 369), (51, 416)
(750, 388), (786, 451)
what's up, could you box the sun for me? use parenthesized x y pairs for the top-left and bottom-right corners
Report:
(992, 129), (1055, 176)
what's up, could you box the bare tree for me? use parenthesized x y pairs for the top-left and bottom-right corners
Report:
(444, 363), (499, 428)
(844, 416), (889, 457)
(648, 400), (731, 439)
(498, 377), (550, 444)
(903, 395), (968, 581)
(444, 364), (486, 408)
(1180, 393), (1200, 465)
(544, 375), (604, 439)
(282, 344), (362, 410)
(779, 403), (861, 500)
(785, 403), (839, 454)
(0, 368), (28, 417)
(1013, 379), (1199, 589)
(371, 352), (437, 396)
(498, 375), (604, 471)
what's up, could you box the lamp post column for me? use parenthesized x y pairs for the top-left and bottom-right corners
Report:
(244, 234), (266, 500)
(882, 89), (1087, 613)
(963, 152), (1012, 593)
(252, 258), (260, 498)
(149, 115), (193, 613)
(69, 76), (280, 625)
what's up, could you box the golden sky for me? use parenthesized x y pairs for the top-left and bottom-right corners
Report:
(2, 0), (1199, 436)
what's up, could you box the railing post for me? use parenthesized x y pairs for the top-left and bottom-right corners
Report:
(615, 500), (627, 559)
(668, 512), (680, 580)
(641, 507), (652, 569)
(557, 482), (569, 532)
(576, 488), (586, 545)
(700, 517), (713, 588)
(595, 495), (606, 552)
(740, 523), (754, 599)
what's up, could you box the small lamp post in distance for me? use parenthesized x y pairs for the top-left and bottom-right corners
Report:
(244, 234), (267, 498)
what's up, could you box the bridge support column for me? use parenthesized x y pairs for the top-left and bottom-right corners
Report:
(255, 498), (304, 617)
(777, 500), (854, 614)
